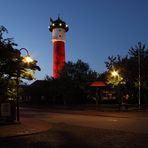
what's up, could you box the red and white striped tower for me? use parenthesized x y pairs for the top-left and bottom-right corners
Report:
(49, 17), (69, 79)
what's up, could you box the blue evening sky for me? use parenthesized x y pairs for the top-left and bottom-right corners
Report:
(0, 0), (148, 81)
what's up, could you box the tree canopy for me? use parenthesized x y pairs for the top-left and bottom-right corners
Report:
(59, 59), (98, 82)
(0, 25), (40, 101)
(105, 42), (148, 103)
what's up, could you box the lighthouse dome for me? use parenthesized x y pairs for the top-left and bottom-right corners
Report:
(49, 17), (69, 32)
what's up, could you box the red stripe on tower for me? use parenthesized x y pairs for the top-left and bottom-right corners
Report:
(49, 17), (69, 79)
(53, 41), (65, 78)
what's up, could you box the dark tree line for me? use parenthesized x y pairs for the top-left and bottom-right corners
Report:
(59, 60), (98, 82)
(24, 60), (99, 105)
(24, 42), (148, 106)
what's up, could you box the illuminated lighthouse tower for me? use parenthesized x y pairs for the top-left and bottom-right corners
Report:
(49, 17), (69, 79)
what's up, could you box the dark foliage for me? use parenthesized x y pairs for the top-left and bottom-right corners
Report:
(105, 42), (148, 104)
(0, 25), (40, 101)
(23, 60), (99, 105)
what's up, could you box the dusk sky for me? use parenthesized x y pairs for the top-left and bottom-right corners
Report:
(0, 0), (148, 82)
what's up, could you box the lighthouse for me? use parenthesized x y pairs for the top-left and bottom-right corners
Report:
(49, 17), (69, 79)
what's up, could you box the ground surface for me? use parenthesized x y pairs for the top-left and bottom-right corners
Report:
(0, 107), (148, 148)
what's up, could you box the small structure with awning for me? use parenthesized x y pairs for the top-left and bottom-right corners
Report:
(89, 81), (116, 101)
(89, 81), (106, 87)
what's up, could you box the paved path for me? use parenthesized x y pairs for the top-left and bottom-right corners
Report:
(38, 112), (148, 134)
(0, 117), (52, 138)
(1, 107), (148, 138)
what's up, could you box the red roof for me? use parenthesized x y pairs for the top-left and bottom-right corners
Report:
(90, 81), (106, 87)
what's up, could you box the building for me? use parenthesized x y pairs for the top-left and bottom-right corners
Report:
(49, 17), (69, 79)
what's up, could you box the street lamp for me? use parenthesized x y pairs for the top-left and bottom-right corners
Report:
(111, 70), (119, 77)
(111, 70), (124, 85)
(111, 70), (121, 110)
(138, 46), (141, 109)
(16, 48), (33, 122)
(20, 48), (33, 63)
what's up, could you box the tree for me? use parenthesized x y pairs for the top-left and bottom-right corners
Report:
(59, 60), (98, 104)
(105, 42), (148, 104)
(0, 25), (40, 101)
(60, 59), (98, 82)
(128, 42), (148, 90)
(41, 60), (98, 105)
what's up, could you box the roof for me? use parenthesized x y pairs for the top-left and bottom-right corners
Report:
(49, 17), (69, 32)
(89, 81), (106, 87)
(29, 80), (49, 87)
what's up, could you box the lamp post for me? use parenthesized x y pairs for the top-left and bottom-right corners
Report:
(138, 47), (141, 109)
(16, 48), (33, 122)
(111, 70), (121, 110)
